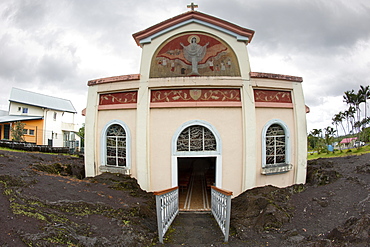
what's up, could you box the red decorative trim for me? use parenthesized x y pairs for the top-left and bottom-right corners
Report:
(254, 90), (292, 103)
(255, 102), (293, 108)
(88, 74), (140, 86)
(250, 72), (303, 82)
(151, 101), (242, 108)
(132, 11), (255, 46)
(151, 89), (241, 103)
(99, 91), (137, 105)
(98, 104), (137, 110)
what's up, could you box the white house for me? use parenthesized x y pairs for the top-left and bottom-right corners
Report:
(0, 88), (81, 150)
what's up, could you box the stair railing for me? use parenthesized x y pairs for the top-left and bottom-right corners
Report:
(154, 186), (179, 243)
(211, 186), (232, 242)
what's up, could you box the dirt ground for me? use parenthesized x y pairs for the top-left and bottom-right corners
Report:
(0, 149), (369, 246)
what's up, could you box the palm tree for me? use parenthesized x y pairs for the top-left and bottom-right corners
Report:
(310, 129), (323, 154)
(359, 85), (370, 127)
(332, 113), (345, 151)
(324, 126), (336, 153)
(344, 90), (363, 133)
(344, 106), (356, 134)
(343, 90), (356, 107)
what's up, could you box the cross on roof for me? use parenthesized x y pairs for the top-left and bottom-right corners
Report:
(187, 2), (198, 11)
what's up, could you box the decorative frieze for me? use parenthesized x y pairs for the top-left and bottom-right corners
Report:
(151, 89), (241, 103)
(99, 91), (137, 105)
(254, 89), (292, 103)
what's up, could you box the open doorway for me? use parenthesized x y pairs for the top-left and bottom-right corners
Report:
(178, 157), (216, 211)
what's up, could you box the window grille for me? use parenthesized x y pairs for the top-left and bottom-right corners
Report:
(265, 124), (286, 165)
(177, 125), (216, 152)
(106, 124), (126, 167)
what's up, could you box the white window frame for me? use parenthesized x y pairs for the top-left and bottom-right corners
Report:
(100, 120), (131, 170)
(261, 119), (292, 175)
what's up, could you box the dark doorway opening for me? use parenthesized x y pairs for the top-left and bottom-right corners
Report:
(178, 157), (216, 211)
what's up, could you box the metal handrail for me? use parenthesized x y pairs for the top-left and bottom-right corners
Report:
(211, 186), (232, 242)
(154, 186), (179, 243)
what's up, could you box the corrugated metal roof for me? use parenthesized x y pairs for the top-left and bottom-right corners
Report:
(9, 88), (76, 113)
(0, 110), (8, 116)
(0, 115), (43, 123)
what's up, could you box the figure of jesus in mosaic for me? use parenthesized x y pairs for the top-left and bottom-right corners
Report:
(181, 36), (209, 75)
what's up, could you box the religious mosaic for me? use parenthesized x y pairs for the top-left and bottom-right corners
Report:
(265, 124), (286, 165)
(106, 124), (126, 167)
(177, 125), (216, 152)
(254, 90), (292, 103)
(99, 92), (137, 105)
(150, 32), (240, 78)
(151, 89), (241, 103)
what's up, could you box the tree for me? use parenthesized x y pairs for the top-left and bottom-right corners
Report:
(343, 90), (363, 134)
(310, 129), (324, 154)
(358, 85), (370, 127)
(332, 113), (344, 151)
(11, 122), (26, 142)
(323, 126), (336, 153)
(78, 124), (85, 148)
(343, 106), (356, 134)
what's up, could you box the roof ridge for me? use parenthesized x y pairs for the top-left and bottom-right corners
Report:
(11, 87), (73, 103)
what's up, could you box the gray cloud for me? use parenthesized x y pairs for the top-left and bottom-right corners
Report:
(0, 0), (369, 131)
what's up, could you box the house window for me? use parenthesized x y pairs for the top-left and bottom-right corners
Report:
(177, 125), (216, 152)
(53, 112), (57, 120)
(23, 129), (28, 135)
(106, 124), (126, 167)
(22, 108), (28, 114)
(18, 107), (21, 112)
(262, 120), (292, 175)
(29, 129), (35, 136)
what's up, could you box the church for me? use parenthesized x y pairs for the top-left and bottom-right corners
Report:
(84, 6), (308, 210)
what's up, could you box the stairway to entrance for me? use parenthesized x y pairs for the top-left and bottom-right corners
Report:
(162, 212), (225, 245)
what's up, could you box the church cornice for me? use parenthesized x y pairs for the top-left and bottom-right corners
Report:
(132, 11), (255, 46)
(88, 74), (140, 86)
(250, 72), (303, 83)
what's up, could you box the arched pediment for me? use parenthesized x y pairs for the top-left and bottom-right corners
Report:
(133, 11), (255, 46)
(150, 32), (240, 78)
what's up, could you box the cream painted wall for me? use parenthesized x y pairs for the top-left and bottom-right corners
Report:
(254, 108), (296, 187)
(149, 107), (244, 195)
(9, 102), (44, 116)
(96, 109), (137, 177)
(84, 15), (308, 196)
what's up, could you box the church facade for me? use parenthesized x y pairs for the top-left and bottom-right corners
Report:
(84, 10), (308, 198)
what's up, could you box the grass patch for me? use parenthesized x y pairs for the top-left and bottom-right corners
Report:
(308, 145), (370, 160)
(0, 147), (78, 157)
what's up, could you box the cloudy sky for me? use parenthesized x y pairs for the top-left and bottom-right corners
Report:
(1, 0), (369, 133)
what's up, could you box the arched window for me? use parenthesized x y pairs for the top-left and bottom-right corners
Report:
(262, 120), (292, 174)
(106, 124), (126, 167)
(177, 125), (216, 152)
(265, 124), (286, 165)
